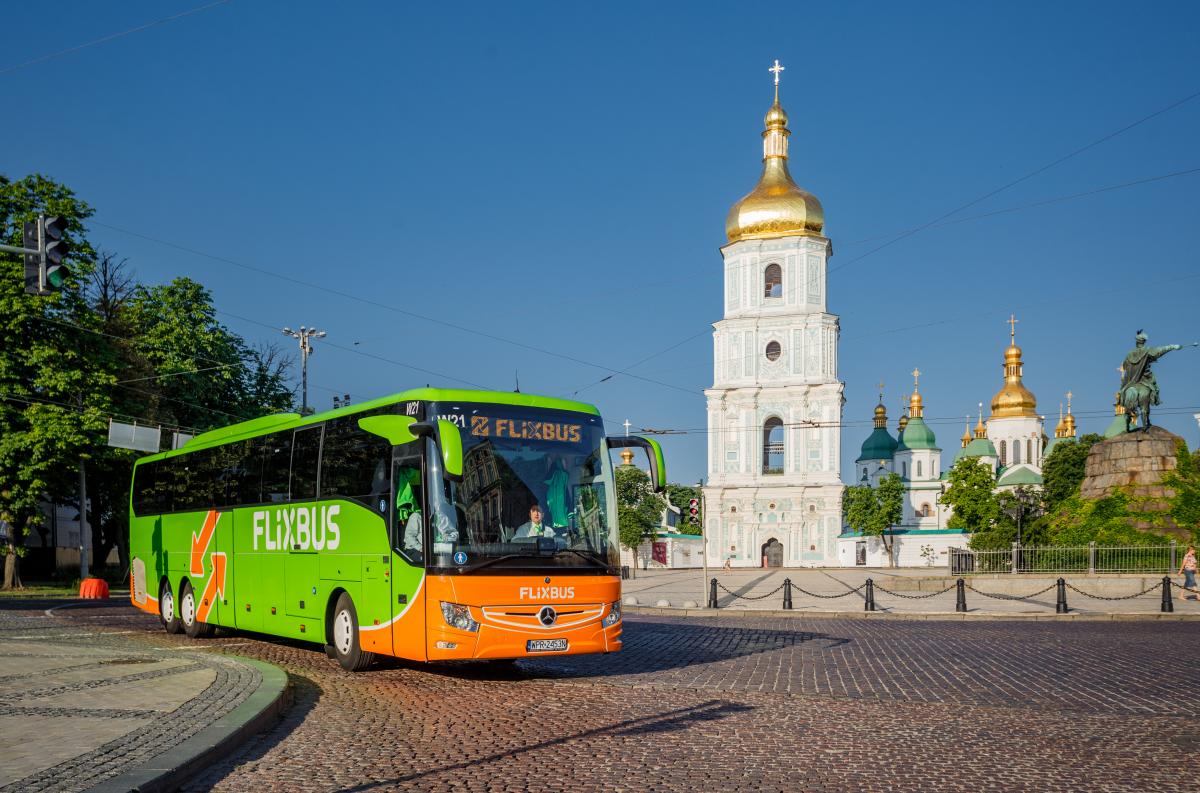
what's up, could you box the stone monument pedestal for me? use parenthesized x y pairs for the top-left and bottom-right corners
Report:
(1079, 425), (1185, 539)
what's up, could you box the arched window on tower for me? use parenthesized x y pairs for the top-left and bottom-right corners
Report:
(1027, 439), (1033, 464)
(764, 263), (782, 299)
(762, 417), (784, 474)
(999, 440), (1007, 466)
(919, 503), (932, 518)
(1014, 442), (1021, 464)
(902, 461), (908, 478)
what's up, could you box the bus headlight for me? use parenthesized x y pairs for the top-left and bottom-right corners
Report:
(440, 602), (480, 632)
(602, 600), (621, 627)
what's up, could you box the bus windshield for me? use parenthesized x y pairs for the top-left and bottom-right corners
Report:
(425, 402), (617, 574)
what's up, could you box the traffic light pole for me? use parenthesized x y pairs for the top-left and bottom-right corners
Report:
(699, 478), (709, 606)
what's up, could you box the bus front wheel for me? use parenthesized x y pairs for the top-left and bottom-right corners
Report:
(159, 580), (182, 635)
(180, 580), (214, 639)
(330, 593), (374, 672)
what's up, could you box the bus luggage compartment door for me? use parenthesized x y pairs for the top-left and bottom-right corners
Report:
(285, 549), (319, 619)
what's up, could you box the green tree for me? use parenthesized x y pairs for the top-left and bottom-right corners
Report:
(842, 473), (904, 566)
(0, 174), (108, 589)
(1160, 440), (1200, 541)
(1041, 433), (1103, 513)
(970, 486), (1047, 550)
(615, 464), (651, 509)
(942, 458), (1000, 540)
(664, 482), (702, 535)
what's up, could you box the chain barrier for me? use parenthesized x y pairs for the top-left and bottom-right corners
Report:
(1062, 581), (1160, 601)
(715, 581), (786, 601)
(1169, 580), (1200, 596)
(964, 582), (1057, 601)
(789, 583), (865, 599)
(873, 583), (957, 600)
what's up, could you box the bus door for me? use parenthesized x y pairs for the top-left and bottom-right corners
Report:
(387, 446), (428, 660)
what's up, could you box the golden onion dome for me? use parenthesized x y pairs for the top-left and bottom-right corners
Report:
(725, 79), (824, 243)
(1063, 392), (1077, 437)
(1053, 405), (1067, 438)
(873, 402), (887, 428)
(989, 327), (1038, 418)
(961, 420), (972, 448)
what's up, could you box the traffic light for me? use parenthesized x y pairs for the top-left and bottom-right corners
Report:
(688, 498), (699, 524)
(22, 221), (39, 295)
(42, 216), (69, 290)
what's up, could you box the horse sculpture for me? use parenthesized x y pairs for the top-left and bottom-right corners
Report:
(1120, 330), (1194, 432)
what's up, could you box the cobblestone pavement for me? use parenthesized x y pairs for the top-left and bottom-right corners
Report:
(22, 599), (1200, 792)
(0, 605), (261, 792)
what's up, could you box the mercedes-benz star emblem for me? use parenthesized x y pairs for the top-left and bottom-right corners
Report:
(537, 606), (557, 626)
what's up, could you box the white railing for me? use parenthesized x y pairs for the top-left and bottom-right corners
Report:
(949, 542), (1180, 575)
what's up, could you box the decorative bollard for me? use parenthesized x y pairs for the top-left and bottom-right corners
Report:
(864, 578), (876, 612)
(783, 578), (793, 610)
(79, 578), (109, 600)
(708, 577), (719, 609)
(955, 578), (967, 613)
(1161, 576), (1174, 613)
(1055, 577), (1069, 614)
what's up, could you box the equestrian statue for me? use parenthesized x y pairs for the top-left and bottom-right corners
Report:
(1120, 330), (1197, 432)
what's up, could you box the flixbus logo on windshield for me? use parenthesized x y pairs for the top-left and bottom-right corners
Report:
(519, 586), (575, 600)
(253, 505), (341, 551)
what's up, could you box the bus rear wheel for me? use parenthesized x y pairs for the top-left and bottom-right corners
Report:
(330, 593), (374, 672)
(180, 580), (214, 639)
(159, 580), (182, 634)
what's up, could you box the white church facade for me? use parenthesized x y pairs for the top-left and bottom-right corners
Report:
(703, 64), (845, 568)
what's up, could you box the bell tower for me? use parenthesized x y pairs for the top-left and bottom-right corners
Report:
(703, 61), (844, 568)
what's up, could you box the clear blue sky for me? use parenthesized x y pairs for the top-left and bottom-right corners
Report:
(8, 1), (1200, 485)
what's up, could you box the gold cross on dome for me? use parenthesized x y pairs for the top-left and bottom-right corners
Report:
(1007, 314), (1019, 340)
(769, 59), (785, 85)
(876, 380), (885, 400)
(1066, 391), (1073, 410)
(911, 367), (921, 388)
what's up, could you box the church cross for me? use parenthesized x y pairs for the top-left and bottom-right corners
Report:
(769, 59), (785, 86)
(876, 380), (885, 401)
(1066, 390), (1073, 411)
(1007, 314), (1019, 340)
(911, 367), (921, 389)
(622, 419), (632, 437)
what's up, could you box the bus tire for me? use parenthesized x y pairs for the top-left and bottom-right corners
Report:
(159, 579), (182, 635)
(330, 592), (373, 672)
(180, 580), (214, 639)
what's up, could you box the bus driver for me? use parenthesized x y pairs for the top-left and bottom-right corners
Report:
(515, 504), (555, 539)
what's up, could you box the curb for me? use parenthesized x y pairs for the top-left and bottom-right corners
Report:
(86, 656), (290, 793)
(625, 606), (1200, 622)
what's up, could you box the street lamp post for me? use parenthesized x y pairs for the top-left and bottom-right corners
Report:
(282, 325), (326, 415)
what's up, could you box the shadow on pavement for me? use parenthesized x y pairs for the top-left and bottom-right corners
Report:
(335, 699), (755, 792)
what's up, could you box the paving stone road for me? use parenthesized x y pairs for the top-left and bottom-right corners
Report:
(14, 600), (1200, 792)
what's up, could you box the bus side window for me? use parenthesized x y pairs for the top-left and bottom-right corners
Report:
(321, 417), (391, 507)
(238, 436), (266, 505)
(261, 431), (292, 503)
(290, 425), (323, 502)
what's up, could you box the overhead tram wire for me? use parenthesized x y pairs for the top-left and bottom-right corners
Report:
(826, 85), (1200, 276)
(0, 0), (233, 77)
(0, 391), (205, 436)
(215, 309), (491, 390)
(32, 314), (359, 400)
(91, 221), (699, 397)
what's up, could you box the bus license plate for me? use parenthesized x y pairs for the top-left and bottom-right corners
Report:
(527, 638), (568, 653)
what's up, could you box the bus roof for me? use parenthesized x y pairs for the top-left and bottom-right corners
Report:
(136, 388), (602, 463)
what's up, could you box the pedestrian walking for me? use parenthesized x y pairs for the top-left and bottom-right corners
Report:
(722, 554), (732, 572)
(1178, 544), (1197, 601)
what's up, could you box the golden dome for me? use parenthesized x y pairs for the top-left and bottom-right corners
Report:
(961, 419), (972, 448)
(974, 405), (987, 439)
(1054, 404), (1067, 438)
(1063, 391), (1076, 437)
(989, 318), (1038, 418)
(725, 74), (824, 243)
(873, 402), (887, 428)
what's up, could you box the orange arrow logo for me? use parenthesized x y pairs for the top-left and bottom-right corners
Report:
(196, 552), (226, 623)
(191, 510), (219, 576)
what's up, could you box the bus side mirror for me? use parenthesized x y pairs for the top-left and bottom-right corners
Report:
(607, 435), (667, 492)
(358, 415), (418, 445)
(437, 419), (463, 479)
(409, 419), (464, 481)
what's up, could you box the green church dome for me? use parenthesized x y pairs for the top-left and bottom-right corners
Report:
(897, 416), (939, 451)
(856, 427), (897, 463)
